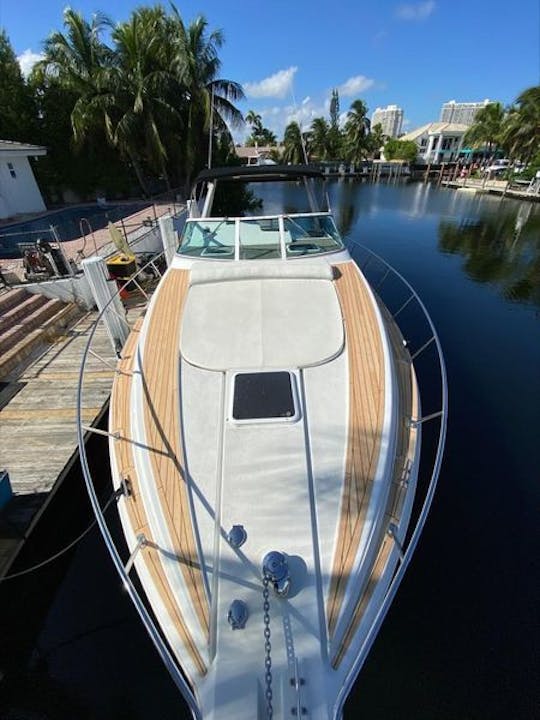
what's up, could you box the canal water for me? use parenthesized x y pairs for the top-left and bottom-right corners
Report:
(1, 181), (538, 719)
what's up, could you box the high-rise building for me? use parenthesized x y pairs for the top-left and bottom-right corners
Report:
(371, 105), (404, 138)
(440, 99), (492, 126)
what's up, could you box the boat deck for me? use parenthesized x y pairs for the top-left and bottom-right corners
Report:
(108, 259), (418, 695)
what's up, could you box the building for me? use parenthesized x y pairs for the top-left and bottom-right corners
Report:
(0, 140), (47, 220)
(235, 145), (280, 165)
(371, 105), (404, 138)
(400, 122), (469, 163)
(440, 99), (492, 126)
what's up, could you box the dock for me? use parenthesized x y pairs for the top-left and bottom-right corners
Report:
(440, 177), (540, 201)
(0, 311), (114, 573)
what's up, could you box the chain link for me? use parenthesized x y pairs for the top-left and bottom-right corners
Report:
(262, 575), (273, 720)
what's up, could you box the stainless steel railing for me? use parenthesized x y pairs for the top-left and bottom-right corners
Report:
(76, 252), (202, 720)
(334, 241), (448, 718)
(77, 243), (447, 720)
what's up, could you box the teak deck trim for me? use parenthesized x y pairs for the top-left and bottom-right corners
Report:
(110, 313), (207, 676)
(331, 295), (420, 669)
(141, 269), (210, 638)
(327, 261), (386, 637)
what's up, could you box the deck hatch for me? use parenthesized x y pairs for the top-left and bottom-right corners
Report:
(232, 371), (297, 421)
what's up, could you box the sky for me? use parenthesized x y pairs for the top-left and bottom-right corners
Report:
(1, 0), (539, 141)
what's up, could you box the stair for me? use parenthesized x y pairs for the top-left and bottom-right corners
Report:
(0, 288), (84, 380)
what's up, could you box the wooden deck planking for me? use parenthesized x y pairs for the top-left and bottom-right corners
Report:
(0, 313), (114, 495)
(141, 269), (210, 639)
(331, 296), (420, 669)
(110, 315), (207, 676)
(326, 262), (386, 637)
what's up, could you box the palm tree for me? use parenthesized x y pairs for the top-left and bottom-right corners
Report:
(169, 9), (244, 188)
(107, 7), (183, 191)
(246, 110), (263, 133)
(281, 122), (306, 164)
(40, 6), (245, 194)
(308, 117), (330, 160)
(367, 122), (387, 158)
(502, 86), (540, 163)
(343, 99), (371, 163)
(463, 102), (505, 160)
(40, 7), (155, 193)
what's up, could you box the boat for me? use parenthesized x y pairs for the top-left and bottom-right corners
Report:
(78, 165), (447, 719)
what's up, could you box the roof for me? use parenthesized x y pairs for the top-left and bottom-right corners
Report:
(401, 122), (469, 141)
(0, 140), (47, 156)
(194, 165), (324, 184)
(235, 146), (281, 159)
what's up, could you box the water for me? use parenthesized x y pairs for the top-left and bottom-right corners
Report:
(1, 181), (538, 718)
(0, 202), (152, 259)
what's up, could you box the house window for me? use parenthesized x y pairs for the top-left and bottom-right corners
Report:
(7, 162), (16, 179)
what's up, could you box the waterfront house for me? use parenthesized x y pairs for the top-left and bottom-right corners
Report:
(0, 140), (47, 220)
(401, 122), (468, 164)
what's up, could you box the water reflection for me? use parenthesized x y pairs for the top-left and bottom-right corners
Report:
(438, 200), (540, 307)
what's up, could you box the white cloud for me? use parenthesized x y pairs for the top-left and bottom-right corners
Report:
(337, 75), (375, 97)
(244, 66), (298, 99)
(395, 1), (436, 20)
(17, 49), (44, 78)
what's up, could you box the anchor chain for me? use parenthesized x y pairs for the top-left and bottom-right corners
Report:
(262, 575), (273, 719)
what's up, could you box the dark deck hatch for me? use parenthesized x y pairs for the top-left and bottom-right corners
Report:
(232, 372), (295, 420)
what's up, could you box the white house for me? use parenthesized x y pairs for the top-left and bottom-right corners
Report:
(401, 122), (469, 164)
(0, 140), (47, 220)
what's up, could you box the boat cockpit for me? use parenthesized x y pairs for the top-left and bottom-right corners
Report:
(177, 212), (344, 260)
(178, 164), (344, 260)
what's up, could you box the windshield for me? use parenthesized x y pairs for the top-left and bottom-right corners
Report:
(177, 213), (343, 260)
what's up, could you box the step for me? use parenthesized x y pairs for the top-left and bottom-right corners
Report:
(0, 288), (29, 315)
(0, 303), (84, 380)
(0, 294), (48, 333)
(0, 298), (66, 355)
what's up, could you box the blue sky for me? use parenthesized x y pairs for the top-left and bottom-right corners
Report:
(2, 0), (539, 140)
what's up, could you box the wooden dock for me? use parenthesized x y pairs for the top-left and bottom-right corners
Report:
(0, 312), (115, 573)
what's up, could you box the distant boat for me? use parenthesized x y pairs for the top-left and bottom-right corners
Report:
(81, 165), (447, 719)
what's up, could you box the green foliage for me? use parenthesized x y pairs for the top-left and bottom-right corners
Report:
(308, 117), (330, 160)
(245, 110), (277, 146)
(383, 138), (417, 162)
(330, 89), (340, 130)
(16, 4), (244, 198)
(463, 102), (505, 156)
(0, 29), (37, 141)
(281, 121), (306, 164)
(343, 100), (371, 162)
(367, 123), (387, 157)
(502, 86), (540, 163)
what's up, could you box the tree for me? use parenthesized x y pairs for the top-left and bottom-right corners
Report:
(463, 102), (505, 159)
(367, 122), (387, 158)
(308, 117), (330, 160)
(38, 5), (245, 195)
(383, 138), (417, 162)
(245, 109), (276, 146)
(245, 110), (262, 134)
(343, 99), (371, 162)
(170, 10), (244, 188)
(327, 88), (343, 158)
(281, 121), (306, 164)
(502, 86), (540, 163)
(0, 29), (37, 141)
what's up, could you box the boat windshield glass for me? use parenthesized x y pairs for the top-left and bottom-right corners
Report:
(178, 219), (236, 258)
(177, 214), (344, 259)
(283, 215), (342, 257)
(239, 218), (281, 260)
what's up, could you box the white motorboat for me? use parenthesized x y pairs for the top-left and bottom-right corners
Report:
(78, 165), (447, 719)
